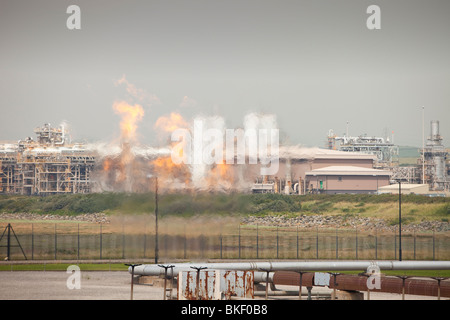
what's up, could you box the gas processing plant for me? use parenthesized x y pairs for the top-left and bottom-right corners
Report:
(1, 118), (449, 196)
(327, 120), (450, 193)
(0, 123), (95, 195)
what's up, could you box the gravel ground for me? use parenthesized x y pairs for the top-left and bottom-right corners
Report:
(242, 214), (450, 233)
(3, 212), (449, 233)
(0, 212), (110, 224)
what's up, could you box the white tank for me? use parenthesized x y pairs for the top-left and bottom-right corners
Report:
(428, 120), (442, 146)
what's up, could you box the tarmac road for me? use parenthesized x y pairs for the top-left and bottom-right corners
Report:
(0, 270), (442, 300)
(0, 271), (162, 300)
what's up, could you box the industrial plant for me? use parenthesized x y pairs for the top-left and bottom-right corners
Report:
(418, 120), (450, 191)
(327, 128), (399, 170)
(326, 120), (450, 194)
(0, 119), (449, 196)
(0, 123), (95, 195)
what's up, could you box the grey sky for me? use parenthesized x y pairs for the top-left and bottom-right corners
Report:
(0, 0), (449, 148)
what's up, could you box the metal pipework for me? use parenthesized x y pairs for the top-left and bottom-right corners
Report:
(259, 271), (450, 298)
(129, 260), (450, 277)
(327, 274), (450, 298)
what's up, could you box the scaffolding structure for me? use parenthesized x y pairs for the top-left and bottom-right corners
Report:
(327, 130), (399, 169)
(390, 166), (419, 184)
(0, 124), (96, 195)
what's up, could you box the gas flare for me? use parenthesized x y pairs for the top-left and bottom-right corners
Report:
(113, 100), (144, 142)
(97, 100), (146, 192)
(154, 112), (189, 134)
(97, 91), (279, 194)
(151, 156), (191, 191)
(151, 112), (192, 190)
(204, 159), (235, 191)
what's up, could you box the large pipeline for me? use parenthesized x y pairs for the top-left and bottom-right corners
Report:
(130, 260), (450, 278)
(271, 271), (450, 298)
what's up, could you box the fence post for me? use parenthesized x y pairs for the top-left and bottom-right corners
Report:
(183, 225), (187, 260)
(394, 228), (397, 260)
(433, 230), (436, 261)
(316, 227), (318, 259)
(122, 223), (125, 259)
(296, 226), (299, 259)
(54, 223), (57, 260)
(238, 225), (241, 259)
(200, 234), (205, 258)
(256, 224), (259, 259)
(143, 229), (147, 258)
(6, 223), (10, 260)
(100, 223), (102, 260)
(31, 223), (34, 260)
(184, 234), (187, 260)
(277, 227), (279, 259)
(77, 223), (80, 261)
(413, 230), (416, 260)
(219, 234), (222, 259)
(335, 228), (338, 260)
(355, 227), (358, 260)
(375, 229), (378, 260)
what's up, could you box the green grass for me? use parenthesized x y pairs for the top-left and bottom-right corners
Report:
(0, 192), (449, 223)
(2, 263), (449, 279)
(381, 269), (450, 278)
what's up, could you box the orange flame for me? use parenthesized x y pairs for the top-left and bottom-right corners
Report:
(151, 156), (191, 190)
(150, 112), (192, 190)
(113, 100), (144, 142)
(103, 158), (112, 172)
(154, 112), (189, 133)
(154, 111), (190, 165)
(217, 160), (229, 178)
(204, 159), (235, 190)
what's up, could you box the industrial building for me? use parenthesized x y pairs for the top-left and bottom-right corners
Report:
(378, 183), (429, 195)
(251, 147), (390, 194)
(0, 124), (96, 195)
(305, 166), (391, 194)
(327, 120), (450, 193)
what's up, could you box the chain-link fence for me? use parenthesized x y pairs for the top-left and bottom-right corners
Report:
(1, 222), (449, 261)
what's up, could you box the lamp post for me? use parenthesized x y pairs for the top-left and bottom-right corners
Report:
(155, 177), (159, 264)
(147, 174), (159, 264)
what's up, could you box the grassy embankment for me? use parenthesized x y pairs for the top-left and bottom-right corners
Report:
(0, 192), (448, 225)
